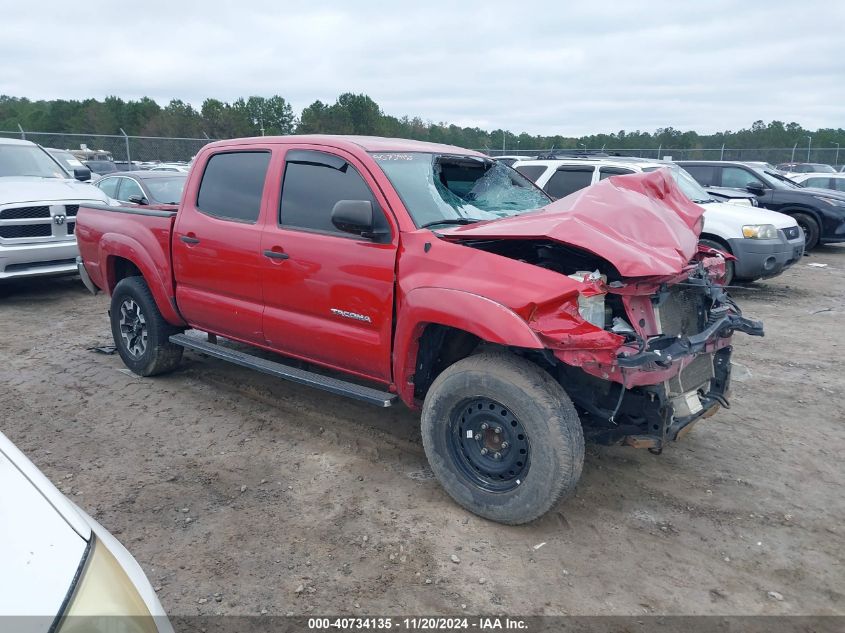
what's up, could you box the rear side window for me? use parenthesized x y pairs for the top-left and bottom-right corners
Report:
(196, 151), (271, 223)
(835, 179), (845, 192)
(514, 165), (547, 182)
(804, 177), (831, 189)
(279, 150), (387, 237)
(544, 168), (594, 198)
(682, 165), (716, 186)
(599, 167), (635, 180)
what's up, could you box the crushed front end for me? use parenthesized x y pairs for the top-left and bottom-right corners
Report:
(531, 252), (764, 452)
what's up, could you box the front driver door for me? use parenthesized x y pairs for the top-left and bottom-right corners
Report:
(260, 147), (398, 382)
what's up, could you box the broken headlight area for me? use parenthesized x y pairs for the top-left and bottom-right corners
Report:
(557, 347), (733, 451)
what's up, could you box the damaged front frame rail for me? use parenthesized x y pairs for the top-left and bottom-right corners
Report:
(554, 272), (764, 453)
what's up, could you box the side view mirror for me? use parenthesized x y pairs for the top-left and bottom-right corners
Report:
(127, 194), (148, 205)
(746, 182), (766, 195)
(331, 200), (375, 237)
(73, 167), (91, 181)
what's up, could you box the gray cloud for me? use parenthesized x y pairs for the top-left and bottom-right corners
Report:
(2, 1), (843, 136)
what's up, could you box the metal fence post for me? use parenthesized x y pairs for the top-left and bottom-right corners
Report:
(720, 144), (725, 160)
(120, 128), (131, 165)
(17, 124), (25, 140)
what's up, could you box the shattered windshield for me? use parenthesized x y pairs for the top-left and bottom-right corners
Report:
(371, 152), (550, 228)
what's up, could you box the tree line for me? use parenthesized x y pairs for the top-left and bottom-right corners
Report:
(0, 93), (842, 152)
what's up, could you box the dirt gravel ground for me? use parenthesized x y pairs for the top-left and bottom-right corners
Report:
(1, 247), (843, 618)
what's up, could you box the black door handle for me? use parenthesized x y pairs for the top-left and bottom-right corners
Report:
(180, 235), (200, 245)
(263, 250), (290, 260)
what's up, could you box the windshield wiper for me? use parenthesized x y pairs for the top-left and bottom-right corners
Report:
(420, 218), (484, 229)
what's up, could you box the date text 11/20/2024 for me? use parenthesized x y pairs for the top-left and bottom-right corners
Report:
(307, 617), (528, 630)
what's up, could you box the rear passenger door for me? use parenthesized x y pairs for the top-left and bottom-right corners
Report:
(260, 147), (398, 382)
(173, 148), (273, 343)
(682, 165), (717, 187)
(543, 167), (595, 199)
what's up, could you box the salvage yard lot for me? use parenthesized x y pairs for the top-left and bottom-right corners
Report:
(1, 248), (843, 616)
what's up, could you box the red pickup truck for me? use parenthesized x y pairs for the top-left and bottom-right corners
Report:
(76, 135), (763, 524)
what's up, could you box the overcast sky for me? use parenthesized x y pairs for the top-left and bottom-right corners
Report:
(3, 1), (843, 136)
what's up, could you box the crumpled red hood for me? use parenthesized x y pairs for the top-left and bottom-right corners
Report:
(441, 169), (705, 277)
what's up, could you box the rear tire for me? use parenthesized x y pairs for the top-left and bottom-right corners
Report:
(421, 351), (584, 525)
(110, 276), (183, 376)
(792, 212), (820, 250)
(699, 238), (735, 285)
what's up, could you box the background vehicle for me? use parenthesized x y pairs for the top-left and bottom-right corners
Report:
(0, 430), (172, 632)
(776, 162), (836, 176)
(94, 171), (187, 210)
(76, 136), (763, 524)
(45, 148), (92, 181)
(678, 160), (845, 249)
(492, 155), (533, 167)
(512, 157), (803, 285)
(149, 163), (191, 173)
(83, 159), (119, 176)
(0, 137), (110, 280)
(790, 172), (845, 193)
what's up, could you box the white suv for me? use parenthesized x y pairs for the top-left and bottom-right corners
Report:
(512, 157), (804, 285)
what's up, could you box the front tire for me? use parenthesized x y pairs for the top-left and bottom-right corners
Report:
(110, 276), (183, 376)
(421, 351), (584, 524)
(792, 212), (820, 250)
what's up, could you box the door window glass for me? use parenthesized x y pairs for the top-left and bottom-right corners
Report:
(118, 178), (144, 201)
(279, 150), (387, 237)
(96, 177), (119, 198)
(543, 168), (594, 198)
(514, 165), (547, 182)
(196, 151), (271, 222)
(599, 167), (635, 180)
(722, 167), (766, 189)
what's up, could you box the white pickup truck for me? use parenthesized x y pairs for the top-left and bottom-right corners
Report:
(0, 137), (112, 280)
(512, 157), (805, 285)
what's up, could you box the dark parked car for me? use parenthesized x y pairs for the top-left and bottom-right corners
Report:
(83, 159), (119, 176)
(677, 161), (845, 249)
(93, 171), (187, 211)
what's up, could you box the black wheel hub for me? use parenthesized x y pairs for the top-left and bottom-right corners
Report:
(447, 397), (530, 492)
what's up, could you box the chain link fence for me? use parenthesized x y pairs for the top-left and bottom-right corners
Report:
(0, 129), (216, 163)
(483, 146), (843, 166)
(2, 128), (842, 167)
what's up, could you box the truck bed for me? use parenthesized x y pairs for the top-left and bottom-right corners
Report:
(75, 203), (181, 323)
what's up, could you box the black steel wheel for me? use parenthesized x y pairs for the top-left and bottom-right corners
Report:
(421, 351), (584, 524)
(448, 397), (530, 493)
